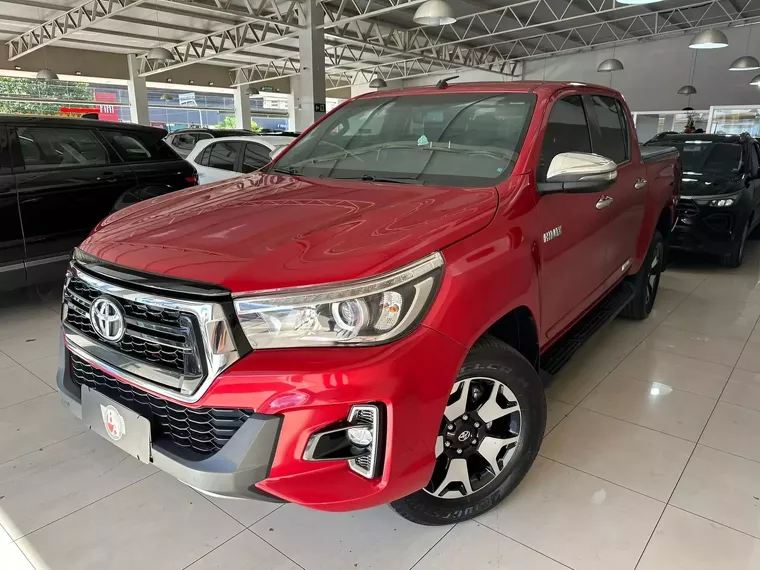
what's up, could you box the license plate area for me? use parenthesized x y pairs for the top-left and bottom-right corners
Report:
(81, 385), (152, 464)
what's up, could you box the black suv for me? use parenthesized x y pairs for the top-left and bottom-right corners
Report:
(0, 116), (197, 291)
(645, 132), (760, 267)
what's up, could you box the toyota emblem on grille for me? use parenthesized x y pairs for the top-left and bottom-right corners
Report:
(90, 297), (126, 342)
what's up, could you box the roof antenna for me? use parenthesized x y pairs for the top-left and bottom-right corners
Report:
(436, 75), (459, 89)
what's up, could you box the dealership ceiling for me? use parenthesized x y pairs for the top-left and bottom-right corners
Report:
(3, 0), (760, 89)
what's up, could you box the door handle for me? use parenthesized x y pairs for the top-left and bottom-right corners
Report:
(596, 196), (614, 210)
(634, 178), (648, 190)
(96, 172), (123, 182)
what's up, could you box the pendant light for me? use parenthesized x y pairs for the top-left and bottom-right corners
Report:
(147, 1), (174, 62)
(36, 69), (59, 80)
(597, 58), (624, 72)
(750, 74), (760, 86)
(369, 75), (387, 89)
(678, 50), (698, 100)
(730, 26), (759, 70)
(413, 0), (456, 26)
(35, 7), (58, 81)
(617, 0), (663, 4)
(690, 28), (729, 49)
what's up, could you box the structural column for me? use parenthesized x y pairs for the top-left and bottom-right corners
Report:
(293, 0), (326, 131)
(126, 54), (150, 125)
(234, 84), (251, 129)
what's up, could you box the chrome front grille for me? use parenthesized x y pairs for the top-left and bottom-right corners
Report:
(61, 263), (241, 402)
(63, 275), (201, 376)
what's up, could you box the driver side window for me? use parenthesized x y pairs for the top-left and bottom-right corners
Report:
(538, 95), (592, 181)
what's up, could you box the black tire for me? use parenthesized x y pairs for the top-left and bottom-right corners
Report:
(389, 336), (546, 526)
(620, 231), (664, 320)
(720, 221), (749, 268)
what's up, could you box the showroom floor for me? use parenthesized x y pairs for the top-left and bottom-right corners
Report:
(3, 247), (760, 570)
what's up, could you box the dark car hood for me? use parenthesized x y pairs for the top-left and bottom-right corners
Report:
(80, 173), (498, 292)
(682, 172), (744, 197)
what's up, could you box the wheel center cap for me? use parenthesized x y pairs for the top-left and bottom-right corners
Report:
(457, 430), (472, 442)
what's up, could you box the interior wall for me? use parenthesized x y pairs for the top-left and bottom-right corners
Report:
(522, 25), (760, 111)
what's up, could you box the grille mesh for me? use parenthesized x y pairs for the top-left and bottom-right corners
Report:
(64, 276), (199, 375)
(70, 355), (253, 457)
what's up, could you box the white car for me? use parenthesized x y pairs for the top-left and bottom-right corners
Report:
(186, 135), (296, 184)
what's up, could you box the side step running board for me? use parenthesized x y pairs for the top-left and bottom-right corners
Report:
(539, 282), (636, 383)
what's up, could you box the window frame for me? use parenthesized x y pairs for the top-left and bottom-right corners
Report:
(537, 93), (594, 182)
(584, 94), (631, 166)
(241, 141), (272, 173)
(206, 140), (243, 172)
(12, 125), (112, 172)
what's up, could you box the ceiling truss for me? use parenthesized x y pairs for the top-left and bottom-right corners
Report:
(5, 0), (759, 88)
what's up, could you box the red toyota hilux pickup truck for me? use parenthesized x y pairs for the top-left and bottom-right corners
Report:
(56, 81), (679, 525)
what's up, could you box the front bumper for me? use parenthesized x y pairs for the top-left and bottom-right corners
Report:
(57, 325), (467, 511)
(671, 198), (747, 255)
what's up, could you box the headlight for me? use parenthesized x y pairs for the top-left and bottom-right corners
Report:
(708, 197), (737, 207)
(233, 252), (444, 349)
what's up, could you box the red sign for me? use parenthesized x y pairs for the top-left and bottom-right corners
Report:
(94, 91), (120, 122)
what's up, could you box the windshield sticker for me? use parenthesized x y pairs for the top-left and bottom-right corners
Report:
(417, 135), (429, 146)
(497, 167), (505, 173)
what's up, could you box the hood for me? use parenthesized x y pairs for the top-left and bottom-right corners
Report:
(81, 173), (498, 292)
(681, 172), (744, 197)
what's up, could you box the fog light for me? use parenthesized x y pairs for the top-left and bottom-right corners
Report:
(347, 405), (380, 479)
(347, 426), (373, 447)
(302, 404), (383, 479)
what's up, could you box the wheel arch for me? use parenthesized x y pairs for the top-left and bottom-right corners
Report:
(482, 306), (540, 371)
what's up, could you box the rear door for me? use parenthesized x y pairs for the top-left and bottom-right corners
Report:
(12, 124), (137, 282)
(241, 141), (273, 174)
(99, 128), (196, 209)
(536, 94), (612, 339)
(587, 95), (646, 281)
(0, 125), (25, 290)
(750, 143), (760, 227)
(199, 140), (243, 183)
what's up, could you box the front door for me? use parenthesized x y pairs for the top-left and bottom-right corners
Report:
(536, 95), (612, 339)
(587, 95), (646, 282)
(11, 124), (137, 281)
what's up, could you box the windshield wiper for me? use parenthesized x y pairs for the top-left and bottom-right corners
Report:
(270, 165), (301, 175)
(333, 174), (420, 184)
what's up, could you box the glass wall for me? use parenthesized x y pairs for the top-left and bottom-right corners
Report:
(632, 110), (709, 143)
(707, 106), (760, 136)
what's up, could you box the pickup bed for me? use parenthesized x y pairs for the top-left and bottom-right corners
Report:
(56, 81), (679, 526)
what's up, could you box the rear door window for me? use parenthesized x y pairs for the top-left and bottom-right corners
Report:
(197, 146), (212, 167)
(538, 95), (592, 181)
(16, 127), (109, 171)
(173, 133), (197, 151)
(101, 130), (179, 162)
(207, 141), (242, 171)
(589, 95), (629, 164)
(241, 142), (271, 173)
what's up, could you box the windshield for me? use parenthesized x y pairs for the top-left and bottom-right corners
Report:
(271, 93), (536, 187)
(651, 139), (743, 175)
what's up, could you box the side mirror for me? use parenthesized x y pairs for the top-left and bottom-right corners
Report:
(538, 152), (618, 193)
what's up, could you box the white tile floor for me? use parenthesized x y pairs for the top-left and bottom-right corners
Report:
(4, 244), (760, 570)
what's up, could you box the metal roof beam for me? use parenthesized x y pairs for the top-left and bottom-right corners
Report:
(7, 0), (152, 60)
(475, 1), (760, 69)
(138, 0), (304, 76)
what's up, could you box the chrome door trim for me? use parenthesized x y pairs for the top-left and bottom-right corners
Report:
(634, 178), (648, 190)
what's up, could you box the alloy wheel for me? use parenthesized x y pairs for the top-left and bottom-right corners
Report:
(424, 377), (522, 499)
(645, 242), (663, 309)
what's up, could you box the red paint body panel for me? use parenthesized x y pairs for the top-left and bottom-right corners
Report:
(83, 174), (497, 292)
(76, 81), (678, 511)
